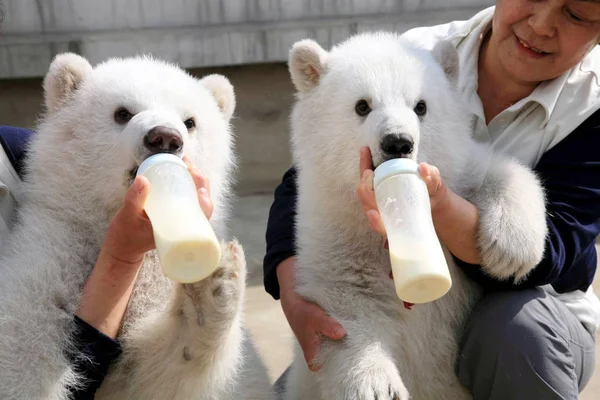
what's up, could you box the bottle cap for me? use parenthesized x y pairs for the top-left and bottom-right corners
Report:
(373, 158), (419, 188)
(136, 153), (186, 177)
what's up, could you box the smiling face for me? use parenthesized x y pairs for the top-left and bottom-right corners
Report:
(489, 0), (600, 84)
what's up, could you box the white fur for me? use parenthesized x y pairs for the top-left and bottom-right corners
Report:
(282, 33), (547, 400)
(0, 53), (273, 400)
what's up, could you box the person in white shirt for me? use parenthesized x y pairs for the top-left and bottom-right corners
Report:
(266, 1), (600, 398)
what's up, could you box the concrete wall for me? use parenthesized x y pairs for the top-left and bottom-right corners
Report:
(0, 62), (297, 195)
(0, 0), (495, 194)
(0, 0), (494, 79)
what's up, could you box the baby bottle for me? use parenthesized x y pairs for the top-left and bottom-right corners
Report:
(373, 158), (451, 304)
(136, 154), (221, 283)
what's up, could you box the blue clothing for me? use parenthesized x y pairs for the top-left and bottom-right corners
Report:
(0, 125), (33, 179)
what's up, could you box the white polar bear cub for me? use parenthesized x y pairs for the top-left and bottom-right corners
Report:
(282, 33), (547, 400)
(0, 54), (273, 400)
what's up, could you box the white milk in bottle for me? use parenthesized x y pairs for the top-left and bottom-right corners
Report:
(373, 159), (451, 304)
(137, 154), (221, 283)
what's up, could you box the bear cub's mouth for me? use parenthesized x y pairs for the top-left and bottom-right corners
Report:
(128, 166), (139, 184)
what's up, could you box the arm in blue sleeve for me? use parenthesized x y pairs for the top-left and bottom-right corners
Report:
(263, 167), (298, 300)
(66, 316), (122, 399)
(456, 111), (600, 293)
(0, 126), (34, 179)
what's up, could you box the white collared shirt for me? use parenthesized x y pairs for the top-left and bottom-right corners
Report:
(402, 6), (600, 334)
(403, 6), (600, 166)
(0, 144), (21, 242)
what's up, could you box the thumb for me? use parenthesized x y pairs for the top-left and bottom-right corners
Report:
(418, 162), (438, 194)
(123, 176), (150, 217)
(197, 187), (214, 220)
(303, 333), (322, 371)
(315, 313), (346, 340)
(359, 146), (373, 177)
(367, 209), (386, 236)
(418, 162), (432, 179)
(303, 314), (345, 372)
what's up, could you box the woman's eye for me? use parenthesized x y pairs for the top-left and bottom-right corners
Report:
(564, 7), (592, 23)
(567, 10), (584, 22)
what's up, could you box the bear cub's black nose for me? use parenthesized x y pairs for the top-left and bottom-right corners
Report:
(381, 133), (414, 159)
(144, 126), (183, 154)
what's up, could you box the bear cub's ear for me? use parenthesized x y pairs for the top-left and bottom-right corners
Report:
(200, 74), (236, 122)
(43, 53), (93, 114)
(431, 40), (460, 86)
(288, 39), (329, 93)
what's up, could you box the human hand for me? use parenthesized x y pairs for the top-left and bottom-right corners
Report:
(102, 155), (214, 265)
(356, 146), (451, 236)
(76, 156), (214, 338)
(277, 257), (346, 372)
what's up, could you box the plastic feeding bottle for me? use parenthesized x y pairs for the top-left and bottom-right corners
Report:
(136, 154), (221, 283)
(373, 159), (451, 304)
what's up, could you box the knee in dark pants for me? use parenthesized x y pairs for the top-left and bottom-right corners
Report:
(457, 289), (582, 400)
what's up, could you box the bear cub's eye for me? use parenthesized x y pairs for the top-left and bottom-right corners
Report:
(414, 100), (427, 117)
(114, 107), (134, 125)
(184, 118), (196, 130)
(355, 99), (371, 117)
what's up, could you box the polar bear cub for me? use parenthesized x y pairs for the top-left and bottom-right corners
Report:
(282, 32), (547, 400)
(0, 54), (273, 400)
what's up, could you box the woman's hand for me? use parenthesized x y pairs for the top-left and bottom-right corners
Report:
(76, 156), (214, 338)
(277, 257), (346, 372)
(356, 146), (480, 266)
(356, 146), (451, 236)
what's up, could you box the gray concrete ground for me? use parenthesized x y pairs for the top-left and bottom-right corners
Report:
(229, 194), (600, 398)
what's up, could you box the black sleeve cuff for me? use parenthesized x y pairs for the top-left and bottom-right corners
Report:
(67, 316), (122, 399)
(263, 167), (298, 300)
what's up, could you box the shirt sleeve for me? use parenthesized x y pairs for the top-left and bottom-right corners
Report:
(66, 316), (122, 399)
(0, 126), (34, 179)
(263, 167), (298, 300)
(455, 111), (600, 293)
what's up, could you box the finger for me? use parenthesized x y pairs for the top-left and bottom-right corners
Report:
(303, 334), (322, 372)
(357, 170), (377, 210)
(308, 361), (320, 373)
(184, 157), (211, 194)
(418, 162), (431, 178)
(316, 314), (346, 340)
(304, 314), (346, 371)
(182, 154), (193, 167)
(420, 162), (441, 181)
(123, 176), (150, 217)
(198, 187), (214, 220)
(419, 162), (441, 192)
(359, 146), (373, 178)
(367, 210), (386, 236)
(429, 165), (441, 182)
(183, 156), (214, 218)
